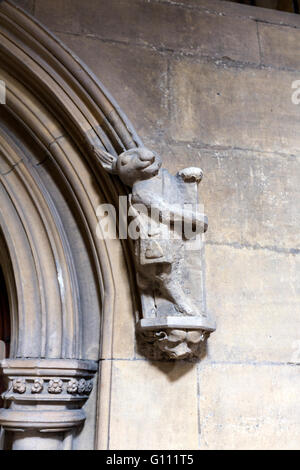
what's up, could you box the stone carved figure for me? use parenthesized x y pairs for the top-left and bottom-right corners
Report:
(93, 145), (215, 359)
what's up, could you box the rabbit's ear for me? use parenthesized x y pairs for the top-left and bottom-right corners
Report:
(92, 145), (118, 173)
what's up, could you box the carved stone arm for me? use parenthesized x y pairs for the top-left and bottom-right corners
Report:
(132, 190), (208, 233)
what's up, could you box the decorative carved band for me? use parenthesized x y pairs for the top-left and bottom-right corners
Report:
(9, 377), (93, 398)
(0, 359), (97, 433)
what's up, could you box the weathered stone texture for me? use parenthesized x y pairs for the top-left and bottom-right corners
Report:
(35, 0), (260, 63)
(205, 245), (300, 363)
(144, 141), (300, 251)
(200, 364), (300, 450)
(170, 59), (300, 155)
(202, 0), (300, 26)
(109, 361), (199, 450)
(11, 0), (34, 14)
(259, 22), (300, 70)
(34, 0), (300, 33)
(56, 33), (168, 140)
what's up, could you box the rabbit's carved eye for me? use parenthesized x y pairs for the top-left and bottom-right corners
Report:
(120, 155), (131, 166)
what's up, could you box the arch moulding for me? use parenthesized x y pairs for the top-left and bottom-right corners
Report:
(0, 1), (215, 450)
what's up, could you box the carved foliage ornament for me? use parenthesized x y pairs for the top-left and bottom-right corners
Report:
(92, 145), (216, 359)
(0, 359), (97, 439)
(11, 377), (93, 396)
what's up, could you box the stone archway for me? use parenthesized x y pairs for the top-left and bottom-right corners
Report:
(0, 267), (10, 361)
(0, 0), (140, 450)
(0, 257), (11, 410)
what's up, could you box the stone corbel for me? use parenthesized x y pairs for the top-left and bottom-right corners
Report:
(0, 359), (97, 450)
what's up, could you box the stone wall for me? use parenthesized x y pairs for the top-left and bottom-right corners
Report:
(13, 0), (300, 449)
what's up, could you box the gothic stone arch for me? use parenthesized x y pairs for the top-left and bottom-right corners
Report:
(0, 1), (215, 450)
(0, 0), (140, 450)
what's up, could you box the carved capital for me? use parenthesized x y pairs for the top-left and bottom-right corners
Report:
(0, 359), (97, 433)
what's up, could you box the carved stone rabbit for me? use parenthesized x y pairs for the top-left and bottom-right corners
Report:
(92, 145), (215, 359)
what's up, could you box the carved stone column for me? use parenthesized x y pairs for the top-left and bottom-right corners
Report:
(0, 359), (97, 450)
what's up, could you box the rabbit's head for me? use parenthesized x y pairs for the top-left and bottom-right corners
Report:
(117, 147), (162, 187)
